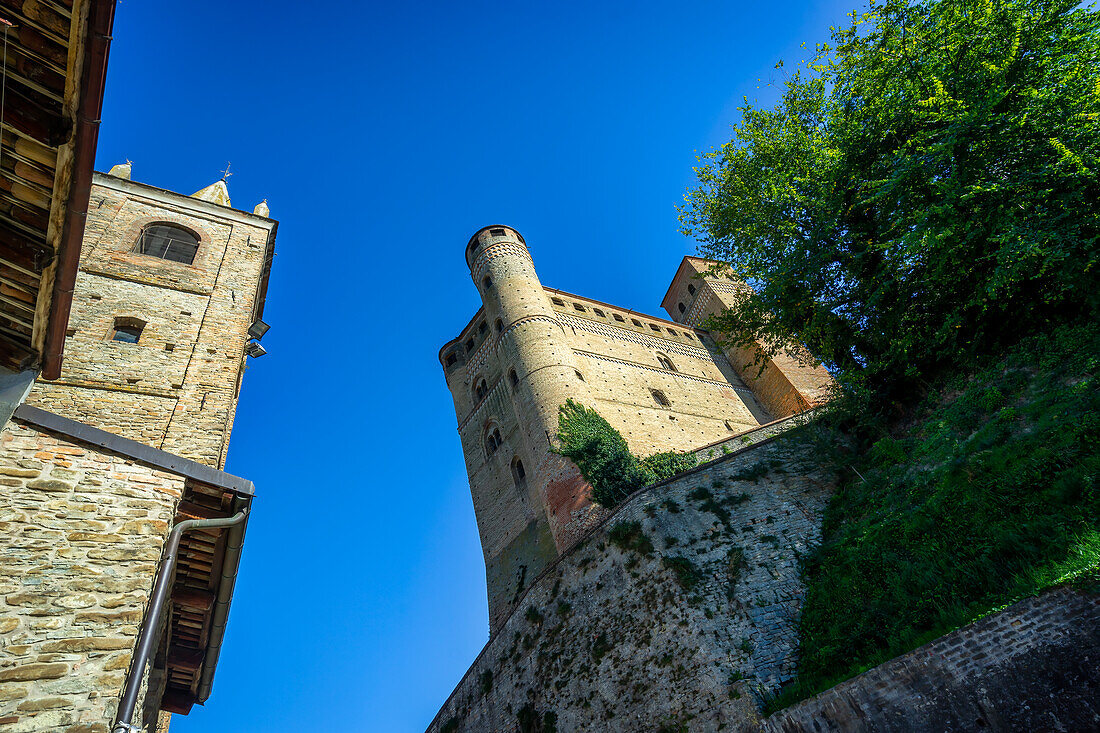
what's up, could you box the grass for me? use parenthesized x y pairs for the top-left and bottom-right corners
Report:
(769, 326), (1100, 712)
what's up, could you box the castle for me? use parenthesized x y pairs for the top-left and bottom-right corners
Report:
(0, 164), (276, 732)
(431, 227), (1099, 731)
(439, 226), (832, 629)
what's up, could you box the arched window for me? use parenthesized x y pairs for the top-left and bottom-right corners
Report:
(511, 457), (527, 487)
(482, 275), (493, 290)
(486, 427), (503, 456)
(687, 283), (696, 296)
(650, 389), (671, 407)
(677, 302), (686, 314)
(110, 317), (145, 344)
(656, 353), (676, 372)
(495, 318), (503, 333)
(474, 378), (489, 401)
(133, 224), (199, 265)
(509, 368), (519, 388)
(465, 338), (475, 353)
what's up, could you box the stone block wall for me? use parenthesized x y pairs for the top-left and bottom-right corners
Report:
(0, 420), (183, 732)
(428, 433), (834, 732)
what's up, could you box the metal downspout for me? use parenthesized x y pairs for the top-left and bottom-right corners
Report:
(195, 508), (248, 702)
(112, 510), (247, 733)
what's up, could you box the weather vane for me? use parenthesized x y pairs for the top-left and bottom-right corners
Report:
(220, 162), (233, 181)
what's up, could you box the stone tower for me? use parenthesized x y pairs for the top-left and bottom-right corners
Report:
(442, 226), (599, 629)
(25, 169), (277, 468)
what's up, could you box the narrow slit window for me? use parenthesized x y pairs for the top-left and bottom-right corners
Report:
(483, 275), (493, 289)
(574, 370), (585, 382)
(650, 389), (671, 407)
(678, 302), (686, 314)
(509, 368), (519, 387)
(512, 457), (526, 487)
(495, 318), (504, 333)
(725, 420), (734, 431)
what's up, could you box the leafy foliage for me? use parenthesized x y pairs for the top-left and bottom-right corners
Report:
(640, 450), (699, 482)
(681, 0), (1100, 411)
(608, 520), (655, 556)
(555, 399), (697, 507)
(777, 325), (1100, 708)
(662, 556), (704, 590)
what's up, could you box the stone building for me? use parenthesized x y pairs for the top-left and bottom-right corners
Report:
(0, 165), (276, 732)
(439, 226), (831, 630)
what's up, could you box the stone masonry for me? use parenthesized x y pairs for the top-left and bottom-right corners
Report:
(26, 172), (276, 469)
(1, 167), (275, 731)
(428, 426), (834, 732)
(0, 420), (182, 732)
(439, 226), (830, 630)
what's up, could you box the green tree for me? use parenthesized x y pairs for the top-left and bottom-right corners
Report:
(681, 0), (1100, 411)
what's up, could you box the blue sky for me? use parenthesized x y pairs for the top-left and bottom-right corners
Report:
(92, 1), (855, 730)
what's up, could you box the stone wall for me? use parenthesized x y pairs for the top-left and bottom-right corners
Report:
(27, 174), (274, 469)
(0, 420), (183, 732)
(761, 586), (1100, 732)
(428, 432), (834, 732)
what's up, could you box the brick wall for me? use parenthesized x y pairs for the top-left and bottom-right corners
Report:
(762, 586), (1100, 732)
(428, 432), (834, 732)
(0, 420), (184, 732)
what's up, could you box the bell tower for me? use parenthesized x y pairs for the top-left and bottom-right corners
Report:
(25, 166), (276, 468)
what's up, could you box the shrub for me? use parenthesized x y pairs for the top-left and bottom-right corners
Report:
(662, 556), (703, 590)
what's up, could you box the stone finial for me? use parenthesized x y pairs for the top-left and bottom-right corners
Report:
(107, 161), (132, 180)
(191, 180), (231, 207)
(253, 199), (269, 218)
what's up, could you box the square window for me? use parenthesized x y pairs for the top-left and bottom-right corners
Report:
(552, 298), (565, 306)
(649, 324), (661, 332)
(593, 308), (605, 317)
(613, 314), (625, 322)
(632, 319), (643, 328)
(573, 303), (586, 312)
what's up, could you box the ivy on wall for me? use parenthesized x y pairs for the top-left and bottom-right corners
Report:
(555, 399), (697, 507)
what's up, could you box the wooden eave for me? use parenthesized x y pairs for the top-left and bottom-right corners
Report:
(0, 0), (116, 375)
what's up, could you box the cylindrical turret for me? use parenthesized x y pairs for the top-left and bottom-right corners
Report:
(466, 226), (600, 551)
